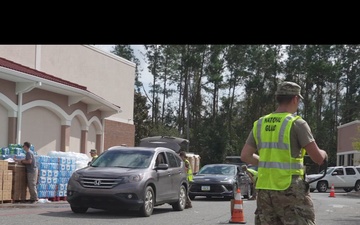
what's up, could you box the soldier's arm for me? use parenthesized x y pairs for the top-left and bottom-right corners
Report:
(241, 144), (259, 166)
(304, 142), (327, 165)
(296, 119), (327, 165)
(240, 130), (259, 166)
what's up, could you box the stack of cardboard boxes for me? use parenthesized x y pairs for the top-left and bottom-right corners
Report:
(7, 162), (30, 202)
(185, 153), (201, 173)
(0, 160), (13, 203)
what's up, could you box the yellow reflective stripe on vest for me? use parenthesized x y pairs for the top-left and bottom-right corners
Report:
(254, 113), (305, 191)
(258, 161), (303, 170)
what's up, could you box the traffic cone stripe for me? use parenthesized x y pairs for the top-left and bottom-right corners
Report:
(234, 204), (243, 209)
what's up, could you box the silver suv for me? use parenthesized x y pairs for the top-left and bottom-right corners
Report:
(67, 146), (188, 217)
(306, 166), (360, 192)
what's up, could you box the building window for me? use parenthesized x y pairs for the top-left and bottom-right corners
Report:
(339, 155), (345, 166)
(348, 154), (354, 166)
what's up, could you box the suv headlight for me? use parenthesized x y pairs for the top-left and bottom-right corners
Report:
(306, 177), (316, 182)
(124, 174), (144, 183)
(72, 171), (82, 181)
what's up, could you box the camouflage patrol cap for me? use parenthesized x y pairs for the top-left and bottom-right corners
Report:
(275, 81), (304, 99)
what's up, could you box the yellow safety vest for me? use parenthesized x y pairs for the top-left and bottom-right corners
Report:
(185, 159), (193, 182)
(247, 168), (258, 181)
(91, 155), (98, 163)
(253, 113), (306, 190)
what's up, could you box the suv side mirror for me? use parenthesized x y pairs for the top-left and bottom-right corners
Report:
(156, 163), (169, 170)
(332, 171), (338, 175)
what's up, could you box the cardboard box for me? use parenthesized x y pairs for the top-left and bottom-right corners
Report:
(0, 190), (12, 201)
(2, 181), (12, 191)
(3, 170), (13, 181)
(0, 169), (13, 202)
(1, 170), (13, 191)
(0, 160), (9, 171)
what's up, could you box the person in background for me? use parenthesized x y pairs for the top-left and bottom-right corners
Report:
(240, 81), (328, 225)
(241, 164), (258, 200)
(88, 149), (98, 165)
(179, 151), (193, 209)
(20, 141), (39, 203)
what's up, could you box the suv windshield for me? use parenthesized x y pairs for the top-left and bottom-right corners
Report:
(319, 167), (334, 175)
(91, 150), (154, 168)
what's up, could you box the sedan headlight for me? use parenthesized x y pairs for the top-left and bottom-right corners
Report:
(220, 177), (233, 183)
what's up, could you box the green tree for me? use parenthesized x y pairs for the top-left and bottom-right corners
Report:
(133, 92), (151, 145)
(136, 44), (360, 168)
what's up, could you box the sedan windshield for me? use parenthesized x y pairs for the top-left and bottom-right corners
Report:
(198, 165), (236, 175)
(92, 150), (154, 168)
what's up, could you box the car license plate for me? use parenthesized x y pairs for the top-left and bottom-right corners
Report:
(201, 186), (210, 191)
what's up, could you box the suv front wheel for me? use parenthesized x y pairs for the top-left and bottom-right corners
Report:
(70, 205), (88, 213)
(317, 181), (328, 192)
(139, 186), (154, 217)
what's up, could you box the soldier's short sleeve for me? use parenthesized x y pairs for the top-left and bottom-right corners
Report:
(293, 118), (315, 148)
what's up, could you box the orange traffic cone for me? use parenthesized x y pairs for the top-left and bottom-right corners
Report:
(229, 188), (246, 224)
(329, 183), (336, 197)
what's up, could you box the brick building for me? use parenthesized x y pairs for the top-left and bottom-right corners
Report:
(337, 120), (360, 166)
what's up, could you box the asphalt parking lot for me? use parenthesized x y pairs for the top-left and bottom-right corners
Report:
(1, 190), (359, 209)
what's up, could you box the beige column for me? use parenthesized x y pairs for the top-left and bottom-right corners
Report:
(80, 130), (88, 154)
(60, 125), (70, 152)
(7, 117), (17, 145)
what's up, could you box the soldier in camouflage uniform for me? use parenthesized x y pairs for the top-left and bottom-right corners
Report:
(240, 81), (328, 225)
